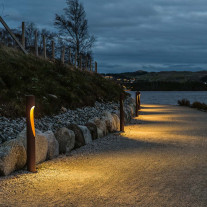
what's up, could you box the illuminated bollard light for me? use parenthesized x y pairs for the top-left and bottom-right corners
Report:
(120, 93), (124, 132)
(26, 95), (36, 172)
(136, 91), (139, 117)
(138, 91), (141, 110)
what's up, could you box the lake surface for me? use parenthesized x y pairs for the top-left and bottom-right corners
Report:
(128, 91), (207, 105)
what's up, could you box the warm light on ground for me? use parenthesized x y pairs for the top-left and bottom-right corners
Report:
(1, 104), (207, 206)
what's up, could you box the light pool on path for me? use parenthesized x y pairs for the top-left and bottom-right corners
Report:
(0, 104), (207, 206)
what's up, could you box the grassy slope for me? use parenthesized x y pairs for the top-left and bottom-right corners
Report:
(0, 46), (123, 118)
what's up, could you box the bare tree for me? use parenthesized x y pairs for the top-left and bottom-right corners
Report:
(54, 0), (95, 56)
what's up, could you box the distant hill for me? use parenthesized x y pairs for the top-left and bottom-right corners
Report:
(106, 70), (207, 82)
(105, 70), (207, 91)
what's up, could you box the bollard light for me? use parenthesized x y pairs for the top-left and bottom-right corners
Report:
(136, 91), (139, 117)
(138, 92), (141, 110)
(26, 95), (36, 173)
(120, 93), (124, 132)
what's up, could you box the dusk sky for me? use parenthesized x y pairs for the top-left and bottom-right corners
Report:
(2, 0), (207, 73)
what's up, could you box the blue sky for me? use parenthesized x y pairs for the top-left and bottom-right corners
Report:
(2, 0), (207, 73)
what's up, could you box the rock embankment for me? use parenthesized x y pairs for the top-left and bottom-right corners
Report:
(0, 97), (136, 176)
(0, 102), (121, 144)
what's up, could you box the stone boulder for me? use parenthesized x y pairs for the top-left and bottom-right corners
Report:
(44, 131), (59, 159)
(55, 127), (75, 154)
(68, 124), (85, 148)
(128, 97), (136, 107)
(126, 105), (133, 119)
(114, 110), (120, 118)
(17, 129), (48, 164)
(124, 107), (131, 123)
(128, 104), (135, 117)
(85, 123), (98, 140)
(0, 139), (26, 176)
(102, 111), (117, 132)
(97, 128), (104, 139)
(112, 113), (120, 131)
(91, 117), (108, 138)
(78, 125), (92, 144)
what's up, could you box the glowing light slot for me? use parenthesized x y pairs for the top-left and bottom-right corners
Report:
(30, 106), (35, 137)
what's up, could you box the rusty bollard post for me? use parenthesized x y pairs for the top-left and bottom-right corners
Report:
(135, 91), (139, 117)
(120, 93), (124, 132)
(138, 92), (141, 110)
(26, 95), (36, 173)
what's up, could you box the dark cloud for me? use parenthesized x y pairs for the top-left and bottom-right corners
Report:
(1, 0), (207, 73)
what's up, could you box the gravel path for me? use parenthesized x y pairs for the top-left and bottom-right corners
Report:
(1, 104), (207, 207)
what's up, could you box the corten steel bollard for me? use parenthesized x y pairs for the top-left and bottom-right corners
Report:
(138, 92), (141, 110)
(26, 95), (36, 172)
(135, 91), (139, 117)
(120, 93), (124, 132)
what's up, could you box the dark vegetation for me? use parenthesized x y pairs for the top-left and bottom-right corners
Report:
(54, 0), (95, 57)
(177, 99), (190, 107)
(0, 46), (123, 118)
(178, 99), (207, 111)
(191, 102), (207, 111)
(0, 0), (115, 118)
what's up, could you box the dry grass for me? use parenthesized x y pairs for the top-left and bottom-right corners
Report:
(0, 45), (123, 118)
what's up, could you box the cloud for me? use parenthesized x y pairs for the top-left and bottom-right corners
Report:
(2, 0), (207, 73)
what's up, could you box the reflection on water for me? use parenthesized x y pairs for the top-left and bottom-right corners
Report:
(127, 91), (207, 105)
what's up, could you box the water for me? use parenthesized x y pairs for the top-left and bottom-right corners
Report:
(128, 91), (207, 105)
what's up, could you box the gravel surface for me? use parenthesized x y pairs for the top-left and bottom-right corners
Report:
(1, 104), (207, 207)
(0, 101), (120, 144)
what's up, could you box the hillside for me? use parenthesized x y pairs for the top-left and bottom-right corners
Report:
(0, 45), (123, 118)
(107, 70), (207, 82)
(106, 70), (207, 91)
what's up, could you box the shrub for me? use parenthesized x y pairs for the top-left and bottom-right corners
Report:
(191, 102), (207, 111)
(178, 99), (190, 106)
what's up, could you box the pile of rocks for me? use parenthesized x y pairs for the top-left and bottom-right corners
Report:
(0, 101), (121, 144)
(0, 97), (136, 176)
